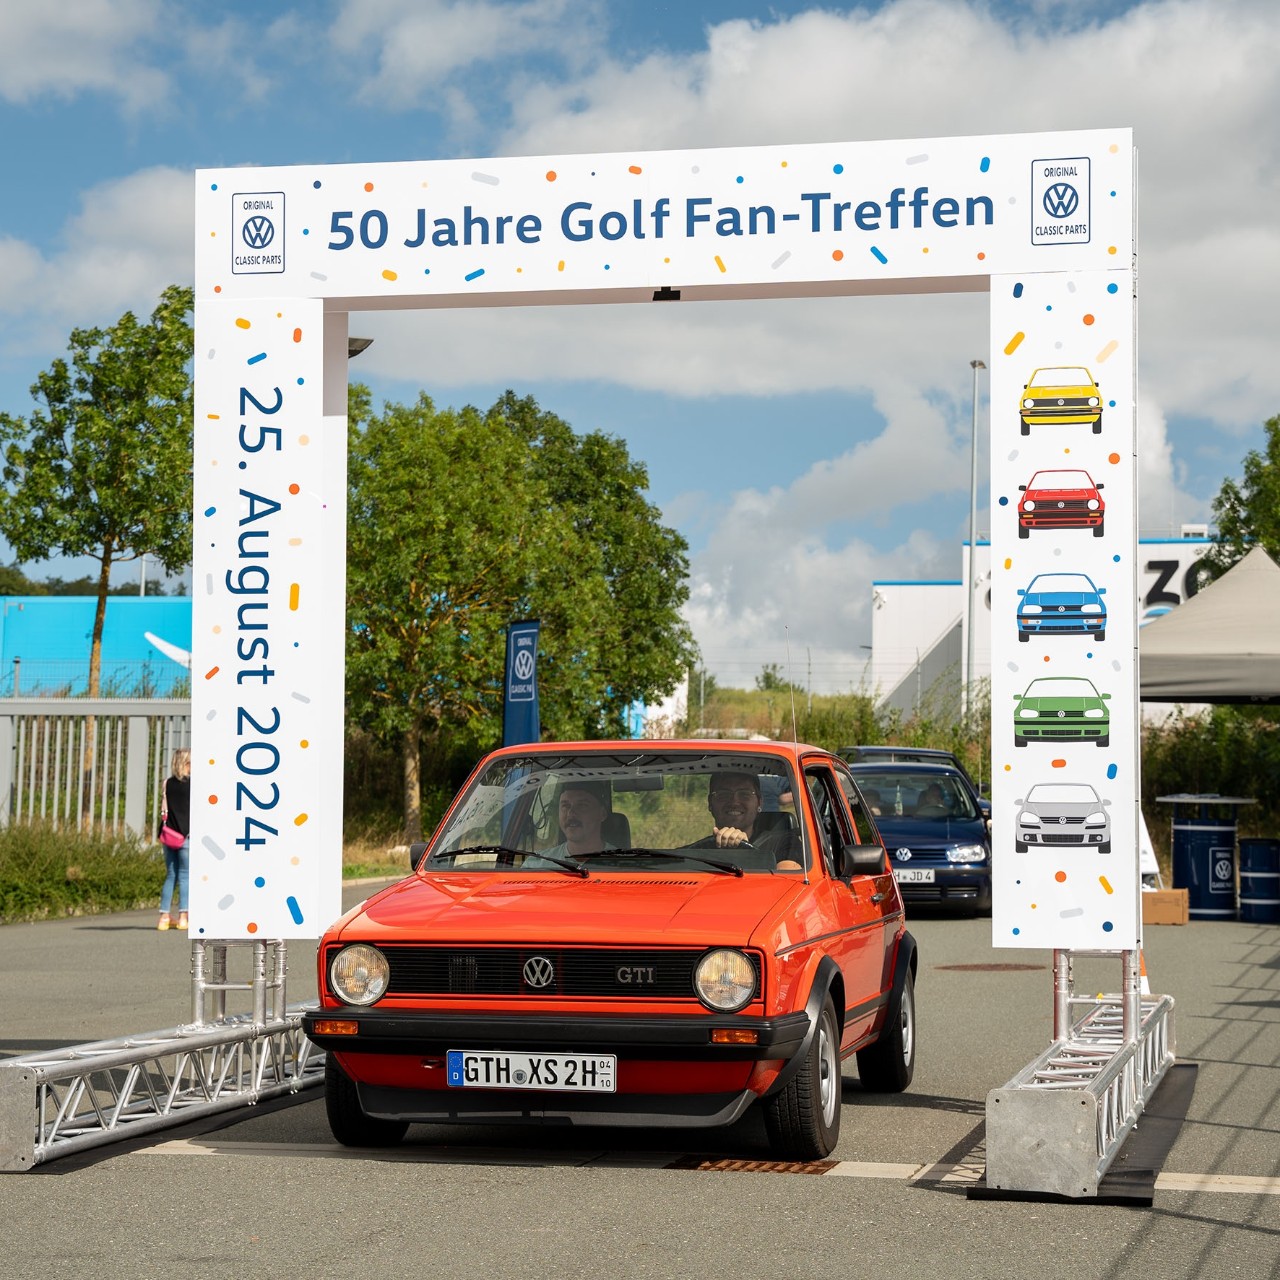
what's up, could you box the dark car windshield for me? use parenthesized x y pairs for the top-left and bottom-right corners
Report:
(428, 750), (807, 875)
(850, 769), (979, 822)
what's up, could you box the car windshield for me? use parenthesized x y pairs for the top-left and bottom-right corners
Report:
(427, 749), (806, 875)
(1026, 574), (1096, 594)
(850, 770), (978, 821)
(1026, 784), (1099, 804)
(1022, 678), (1099, 699)
(1031, 367), (1092, 388)
(1029, 470), (1092, 490)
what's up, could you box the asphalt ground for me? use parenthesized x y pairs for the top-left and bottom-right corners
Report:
(0, 886), (1277, 1280)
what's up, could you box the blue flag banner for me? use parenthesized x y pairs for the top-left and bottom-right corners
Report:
(502, 620), (541, 747)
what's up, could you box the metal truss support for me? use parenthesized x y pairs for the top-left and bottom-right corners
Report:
(985, 948), (1176, 1198)
(0, 939), (323, 1172)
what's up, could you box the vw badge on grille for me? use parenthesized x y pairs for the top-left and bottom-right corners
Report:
(523, 955), (555, 988)
(895, 848), (912, 862)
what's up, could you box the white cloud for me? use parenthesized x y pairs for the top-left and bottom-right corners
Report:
(0, 1), (170, 111)
(330, 0), (604, 109)
(0, 168), (192, 358)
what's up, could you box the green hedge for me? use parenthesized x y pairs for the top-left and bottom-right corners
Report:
(0, 826), (165, 923)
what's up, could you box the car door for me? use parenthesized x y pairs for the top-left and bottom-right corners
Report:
(803, 761), (886, 1051)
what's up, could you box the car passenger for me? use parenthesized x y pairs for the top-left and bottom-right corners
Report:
(525, 782), (615, 865)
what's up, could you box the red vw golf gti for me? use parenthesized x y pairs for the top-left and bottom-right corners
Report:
(305, 741), (917, 1160)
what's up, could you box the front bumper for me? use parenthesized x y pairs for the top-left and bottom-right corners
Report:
(894, 866), (992, 911)
(303, 1008), (811, 1062)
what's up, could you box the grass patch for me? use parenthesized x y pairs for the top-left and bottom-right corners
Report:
(0, 825), (410, 925)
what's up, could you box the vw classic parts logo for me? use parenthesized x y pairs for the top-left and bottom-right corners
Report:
(231, 192), (286, 274)
(1030, 158), (1090, 246)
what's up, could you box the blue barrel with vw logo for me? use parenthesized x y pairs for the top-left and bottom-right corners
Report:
(1238, 838), (1280, 925)
(1158, 795), (1255, 922)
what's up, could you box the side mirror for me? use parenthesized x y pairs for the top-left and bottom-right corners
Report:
(409, 841), (430, 871)
(839, 843), (886, 878)
(1096, 482), (1105, 490)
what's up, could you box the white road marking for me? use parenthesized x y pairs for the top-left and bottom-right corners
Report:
(139, 1140), (1280, 1195)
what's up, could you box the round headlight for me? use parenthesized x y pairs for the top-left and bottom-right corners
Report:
(694, 949), (756, 1012)
(1023, 398), (1034, 409)
(1088, 396), (1099, 406)
(330, 943), (390, 1006)
(1023, 499), (1036, 511)
(1021, 603), (1042, 615)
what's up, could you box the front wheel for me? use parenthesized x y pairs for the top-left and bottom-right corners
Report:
(857, 969), (916, 1092)
(763, 994), (841, 1160)
(325, 1056), (410, 1148)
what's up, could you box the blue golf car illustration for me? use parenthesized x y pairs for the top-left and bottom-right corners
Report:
(1016, 572), (1107, 642)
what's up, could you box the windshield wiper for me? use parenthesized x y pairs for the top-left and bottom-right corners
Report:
(578, 847), (744, 877)
(432, 845), (589, 878)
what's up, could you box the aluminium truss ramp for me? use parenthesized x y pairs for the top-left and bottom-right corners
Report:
(0, 939), (324, 1171)
(984, 949), (1176, 1198)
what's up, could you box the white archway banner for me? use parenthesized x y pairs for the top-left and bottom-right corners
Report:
(192, 128), (1135, 941)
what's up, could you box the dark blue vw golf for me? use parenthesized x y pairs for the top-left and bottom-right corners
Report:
(849, 762), (992, 915)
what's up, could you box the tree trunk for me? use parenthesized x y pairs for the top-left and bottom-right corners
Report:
(402, 721), (423, 842)
(81, 544), (115, 820)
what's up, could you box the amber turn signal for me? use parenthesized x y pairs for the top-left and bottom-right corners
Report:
(312, 1019), (359, 1036)
(710, 1028), (759, 1045)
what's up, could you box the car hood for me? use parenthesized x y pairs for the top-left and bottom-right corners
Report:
(1020, 800), (1104, 819)
(870, 815), (986, 846)
(1027, 381), (1095, 396)
(1023, 484), (1098, 501)
(1023, 588), (1101, 608)
(336, 871), (805, 947)
(1017, 691), (1103, 711)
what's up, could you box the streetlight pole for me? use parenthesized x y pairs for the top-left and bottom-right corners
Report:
(966, 358), (986, 726)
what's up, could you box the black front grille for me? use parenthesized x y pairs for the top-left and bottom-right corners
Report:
(1040, 834), (1087, 845)
(365, 946), (762, 1000)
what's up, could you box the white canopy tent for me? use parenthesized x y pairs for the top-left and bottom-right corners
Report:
(1139, 546), (1280, 703)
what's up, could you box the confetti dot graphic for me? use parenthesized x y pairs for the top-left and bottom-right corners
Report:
(294, 813), (308, 826)
(1107, 763), (1119, 779)
(364, 182), (374, 192)
(255, 876), (266, 888)
(471, 172), (499, 186)
(870, 246), (888, 264)
(1012, 283), (1023, 298)
(247, 922), (258, 935)
(1059, 907), (1084, 919)
(1099, 876), (1114, 895)
(204, 666), (220, 680)
(286, 897), (304, 926)
(545, 171), (557, 182)
(1055, 870), (1067, 883)
(1004, 331), (1025, 355)
(1051, 758), (1067, 769)
(1083, 314), (1095, 326)
(980, 157), (991, 173)
(289, 583), (300, 610)
(628, 165), (642, 175)
(832, 250), (844, 261)
(235, 318), (251, 330)
(1096, 339), (1119, 362)
(714, 256), (727, 273)
(382, 269), (398, 281)
(292, 328), (302, 343)
(1109, 452), (1121, 464)
(1107, 283), (1118, 294)
(465, 268), (485, 281)
(1102, 921), (1114, 932)
(288, 483), (300, 495)
(247, 353), (266, 365)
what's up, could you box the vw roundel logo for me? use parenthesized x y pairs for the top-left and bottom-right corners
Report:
(1042, 182), (1079, 219)
(242, 216), (276, 249)
(513, 649), (535, 681)
(895, 847), (912, 862)
(523, 955), (555, 988)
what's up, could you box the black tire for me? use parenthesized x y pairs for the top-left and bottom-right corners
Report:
(1093, 522), (1105, 538)
(763, 994), (841, 1161)
(1014, 735), (1027, 748)
(1092, 415), (1103, 434)
(1018, 523), (1029, 539)
(1015, 840), (1028, 853)
(1095, 630), (1106, 642)
(1018, 631), (1030, 643)
(325, 1056), (409, 1148)
(1096, 734), (1110, 748)
(1020, 419), (1030, 436)
(857, 970), (916, 1093)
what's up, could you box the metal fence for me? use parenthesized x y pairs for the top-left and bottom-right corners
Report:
(0, 699), (191, 839)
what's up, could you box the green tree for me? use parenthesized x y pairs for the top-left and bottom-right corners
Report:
(0, 285), (194, 695)
(345, 387), (693, 839)
(1204, 412), (1280, 578)
(488, 391), (695, 732)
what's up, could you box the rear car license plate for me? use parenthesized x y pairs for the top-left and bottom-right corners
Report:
(893, 868), (936, 884)
(446, 1050), (617, 1092)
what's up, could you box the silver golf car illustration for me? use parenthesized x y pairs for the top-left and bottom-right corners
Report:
(1015, 782), (1112, 854)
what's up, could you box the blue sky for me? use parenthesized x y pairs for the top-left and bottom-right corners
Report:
(1, 0), (1277, 691)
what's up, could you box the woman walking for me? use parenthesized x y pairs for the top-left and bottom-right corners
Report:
(157, 747), (191, 931)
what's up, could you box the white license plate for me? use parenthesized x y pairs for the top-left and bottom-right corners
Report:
(446, 1050), (616, 1093)
(894, 868), (936, 884)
